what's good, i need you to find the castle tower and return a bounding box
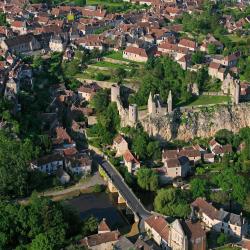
[234,80,240,105]
[167,90,172,113]
[129,104,138,126]
[148,92,156,115]
[111,84,120,103]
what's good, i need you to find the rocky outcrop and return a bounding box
[141,103,250,141]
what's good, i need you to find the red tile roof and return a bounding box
[123,150,139,164]
[192,198,219,220]
[98,218,111,233]
[124,46,148,58]
[145,215,169,242]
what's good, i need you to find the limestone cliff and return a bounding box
[141,103,250,141]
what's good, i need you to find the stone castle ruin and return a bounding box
[111,84,173,127]
[111,76,250,141]
[222,73,240,105]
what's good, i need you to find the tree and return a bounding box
[74,0,86,6]
[190,178,209,199]
[217,233,229,246]
[132,133,148,159]
[30,233,53,250]
[90,89,109,113]
[207,44,217,54]
[212,169,248,205]
[0,131,37,197]
[215,129,234,145]
[0,13,7,26]
[137,168,159,191]
[113,67,127,82]
[147,141,161,160]
[82,216,98,236]
[154,188,191,218]
[191,51,205,65]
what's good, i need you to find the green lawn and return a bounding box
[105,51,126,61]
[187,95,230,106]
[92,61,131,69]
[226,34,250,43]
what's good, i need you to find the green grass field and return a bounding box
[187,95,230,106]
[92,60,131,69]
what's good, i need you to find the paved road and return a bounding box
[95,154,151,220]
[43,172,106,197]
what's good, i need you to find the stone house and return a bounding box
[123,149,140,174]
[200,34,223,52]
[164,156,190,179]
[209,139,232,157]
[11,20,27,35]
[192,198,248,238]
[30,153,63,174]
[144,215,206,250]
[49,34,68,52]
[56,168,70,184]
[53,126,76,149]
[123,46,149,62]
[112,134,128,157]
[208,62,226,81]
[65,153,92,175]
[75,35,106,51]
[80,219,120,250]
[178,38,197,51]
[178,148,201,165]
[203,153,215,163]
[1,34,41,53]
[77,83,101,101]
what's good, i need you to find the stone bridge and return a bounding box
[96,155,151,222]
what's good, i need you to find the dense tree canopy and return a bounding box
[154,188,191,218]
[0,132,38,197]
[0,193,93,250]
[136,168,159,191]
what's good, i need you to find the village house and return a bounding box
[163,156,190,179]
[123,149,140,174]
[30,153,64,174]
[200,34,223,53]
[80,219,120,250]
[209,139,232,157]
[203,153,215,163]
[144,215,206,250]
[77,83,101,101]
[56,168,70,184]
[123,46,149,62]
[192,198,248,238]
[208,62,226,81]
[81,6,107,20]
[1,34,41,53]
[112,134,129,157]
[75,35,106,51]
[49,34,68,52]
[65,153,92,175]
[53,126,76,149]
[179,148,201,164]
[11,20,27,35]
[178,38,197,51]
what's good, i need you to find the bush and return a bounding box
[95,73,110,81]
[92,184,105,193]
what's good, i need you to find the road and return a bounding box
[43,172,106,197]
[95,154,151,220]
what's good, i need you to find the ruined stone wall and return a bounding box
[140,103,250,141]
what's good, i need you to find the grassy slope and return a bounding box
[187,95,230,106]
